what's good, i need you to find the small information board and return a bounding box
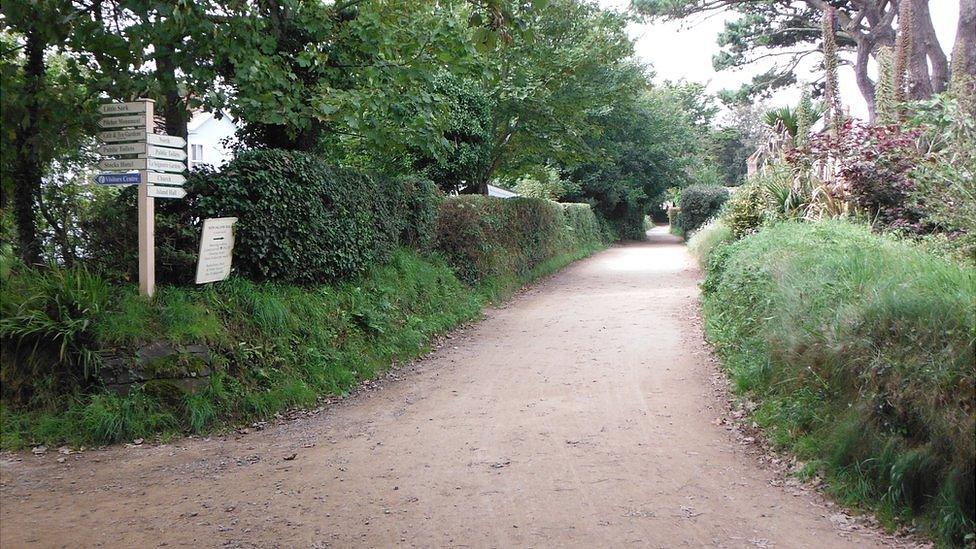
[195,217,237,284]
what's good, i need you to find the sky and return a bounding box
[598,0,962,121]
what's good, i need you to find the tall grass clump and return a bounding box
[701,219,975,545]
[687,217,733,266]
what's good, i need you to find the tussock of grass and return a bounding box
[701,219,975,545]
[687,217,733,266]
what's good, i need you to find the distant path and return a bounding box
[1,226,898,548]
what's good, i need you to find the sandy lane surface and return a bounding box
[1,226,898,548]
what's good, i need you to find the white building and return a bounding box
[187,110,238,170]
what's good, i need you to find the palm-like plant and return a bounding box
[764,102,826,138]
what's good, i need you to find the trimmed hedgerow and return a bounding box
[197,150,377,284]
[84,151,442,286]
[433,196,611,285]
[678,184,729,236]
[701,220,975,545]
[397,175,442,252]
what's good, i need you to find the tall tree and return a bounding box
[1,2,97,264]
[633,0,955,120]
[472,0,642,193]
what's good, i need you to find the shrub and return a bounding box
[701,220,976,544]
[723,183,767,238]
[84,152,442,285]
[799,120,925,233]
[196,150,380,284]
[0,267,110,402]
[434,196,609,285]
[908,91,976,265]
[678,185,729,236]
[687,218,732,266]
[397,176,442,252]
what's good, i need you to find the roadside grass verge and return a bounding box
[1,243,604,450]
[699,220,975,546]
[686,217,732,265]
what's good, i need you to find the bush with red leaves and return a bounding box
[791,120,928,233]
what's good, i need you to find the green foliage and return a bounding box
[763,101,825,138]
[677,185,729,235]
[480,0,641,184]
[412,74,494,193]
[723,183,768,238]
[208,0,475,158]
[196,150,377,283]
[396,175,443,253]
[567,84,714,239]
[513,166,579,201]
[908,90,976,265]
[708,127,752,187]
[86,152,442,285]
[433,196,610,285]
[701,220,976,545]
[1,267,109,402]
[686,217,732,266]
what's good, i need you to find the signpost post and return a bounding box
[96,98,190,297]
[136,101,155,298]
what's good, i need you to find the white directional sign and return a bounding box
[99,158,145,171]
[99,114,147,128]
[98,142,148,156]
[147,145,187,161]
[147,185,187,199]
[99,129,146,143]
[99,158,186,173]
[146,133,187,148]
[146,171,187,186]
[195,217,237,284]
[99,102,149,115]
[99,131,188,148]
[146,158,186,172]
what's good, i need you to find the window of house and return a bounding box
[191,144,204,162]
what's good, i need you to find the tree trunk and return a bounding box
[914,0,949,94]
[853,38,877,121]
[154,42,188,137]
[903,0,933,99]
[954,0,976,81]
[13,28,45,265]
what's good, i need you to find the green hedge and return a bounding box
[701,220,975,544]
[434,196,611,284]
[678,184,729,236]
[85,151,442,285]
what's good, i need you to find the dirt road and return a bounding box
[1,227,899,548]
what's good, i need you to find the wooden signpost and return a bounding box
[95,98,189,297]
